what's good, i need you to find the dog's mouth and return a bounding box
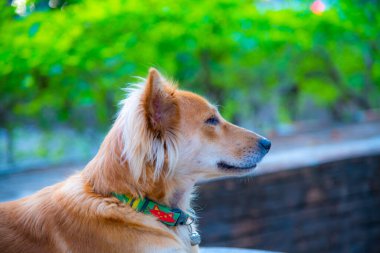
[217,161,257,171]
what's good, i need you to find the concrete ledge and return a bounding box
[197,154,380,252]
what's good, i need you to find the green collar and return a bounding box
[111,192,192,227]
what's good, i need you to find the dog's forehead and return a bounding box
[177,90,216,113]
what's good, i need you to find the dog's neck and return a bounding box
[82,126,195,212]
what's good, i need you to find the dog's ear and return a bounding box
[142,68,179,136]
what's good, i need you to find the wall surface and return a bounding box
[197,154,380,253]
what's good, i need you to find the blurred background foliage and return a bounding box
[0,0,379,167]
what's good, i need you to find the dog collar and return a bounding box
[111,192,192,227]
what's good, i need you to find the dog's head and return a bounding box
[118,68,270,183]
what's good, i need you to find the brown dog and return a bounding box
[0,68,270,253]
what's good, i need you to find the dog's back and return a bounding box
[0,175,187,253]
[0,186,58,253]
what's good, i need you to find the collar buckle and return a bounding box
[171,208,192,226]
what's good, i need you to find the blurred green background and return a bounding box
[0,0,379,169]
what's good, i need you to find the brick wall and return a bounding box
[196,154,380,253]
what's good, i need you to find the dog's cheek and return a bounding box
[201,126,218,141]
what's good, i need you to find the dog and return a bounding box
[0,68,271,253]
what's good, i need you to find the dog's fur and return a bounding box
[0,69,270,253]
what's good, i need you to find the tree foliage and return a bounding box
[0,0,379,131]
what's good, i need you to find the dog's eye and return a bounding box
[205,116,219,126]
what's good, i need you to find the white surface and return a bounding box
[256,136,380,175]
[200,247,281,253]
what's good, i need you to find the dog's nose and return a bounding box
[259,138,271,152]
